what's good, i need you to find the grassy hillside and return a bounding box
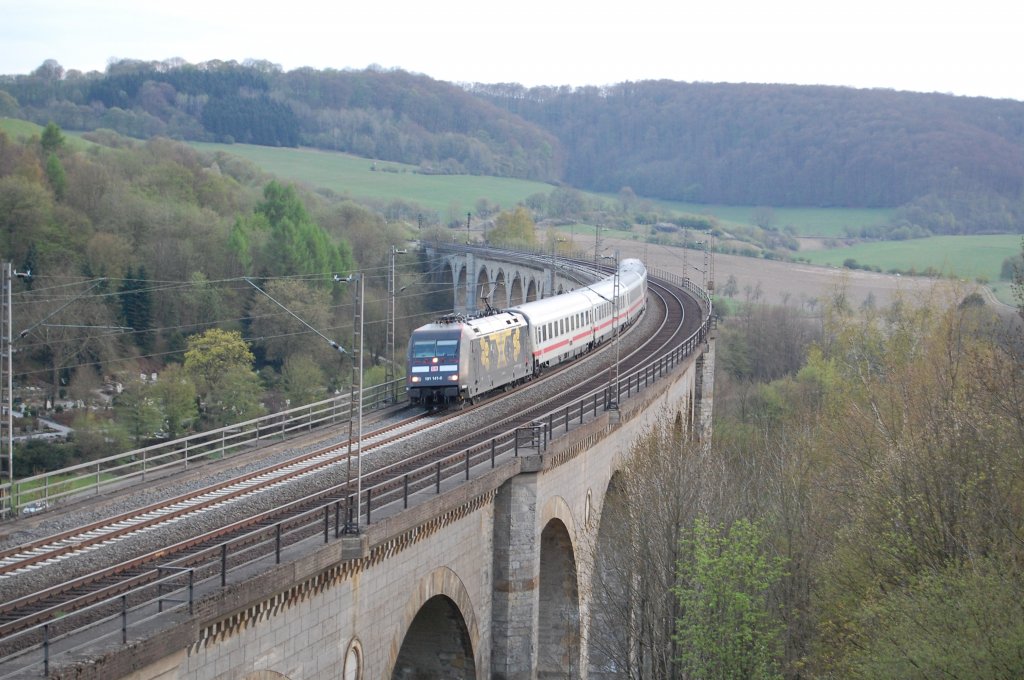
[1,117,94,152]
[188,141,895,235]
[801,234,1022,301]
[188,142,557,217]
[645,200,894,238]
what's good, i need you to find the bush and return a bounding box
[13,439,74,477]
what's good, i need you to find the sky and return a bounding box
[2,0,1023,101]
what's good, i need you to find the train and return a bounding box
[406,258,648,407]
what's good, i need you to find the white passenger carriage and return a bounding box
[510,257,647,371]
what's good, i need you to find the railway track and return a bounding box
[0,268,708,672]
[0,411,430,580]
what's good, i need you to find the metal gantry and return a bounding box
[2,262,13,493]
[343,273,365,533]
[385,246,407,404]
[1,262,30,498]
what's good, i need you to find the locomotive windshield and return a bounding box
[411,338,459,358]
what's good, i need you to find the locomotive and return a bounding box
[406,258,647,407]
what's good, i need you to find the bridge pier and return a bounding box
[491,467,542,678]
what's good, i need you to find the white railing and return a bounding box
[0,379,405,520]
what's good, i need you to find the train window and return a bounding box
[436,340,458,357]
[412,341,436,358]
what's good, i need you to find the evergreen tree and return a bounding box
[44,153,66,200]
[253,181,352,278]
[40,121,65,155]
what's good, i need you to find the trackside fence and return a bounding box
[0,380,405,520]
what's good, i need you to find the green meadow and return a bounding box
[191,142,895,237]
[645,200,894,238]
[800,234,1022,298]
[1,117,94,151]
[188,141,557,216]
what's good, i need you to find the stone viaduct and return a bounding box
[53,246,715,680]
[423,246,576,315]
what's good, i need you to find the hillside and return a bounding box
[3,59,1024,236]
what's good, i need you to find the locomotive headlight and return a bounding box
[449,374,459,381]
[410,376,421,383]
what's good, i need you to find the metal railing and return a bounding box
[1,379,406,520]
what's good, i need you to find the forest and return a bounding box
[0,122,442,472]
[593,290,1024,678]
[3,59,1024,235]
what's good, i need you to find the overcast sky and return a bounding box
[2,0,1022,101]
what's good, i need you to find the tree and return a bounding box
[0,175,53,265]
[280,354,326,406]
[847,558,1024,679]
[178,272,226,333]
[44,153,66,200]
[203,364,265,427]
[150,365,198,439]
[119,266,154,350]
[674,518,785,680]
[13,439,72,476]
[40,122,66,155]
[71,411,130,462]
[1013,237,1024,319]
[752,206,776,229]
[248,279,332,366]
[809,290,1024,675]
[488,206,537,248]
[586,413,717,679]
[548,187,585,219]
[183,328,255,398]
[113,378,163,446]
[248,180,352,278]
[0,90,18,117]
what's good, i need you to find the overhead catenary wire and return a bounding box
[9,262,456,380]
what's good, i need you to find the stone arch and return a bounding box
[493,270,508,309]
[443,260,461,313]
[456,261,468,311]
[538,514,581,678]
[509,273,524,306]
[388,567,480,679]
[526,278,539,302]
[587,471,630,678]
[475,266,490,311]
[343,637,364,680]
